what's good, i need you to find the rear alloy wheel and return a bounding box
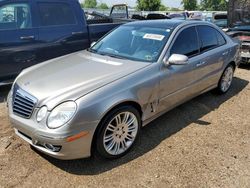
[95,106,141,159]
[217,65,234,94]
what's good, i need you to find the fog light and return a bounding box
[44,143,61,152]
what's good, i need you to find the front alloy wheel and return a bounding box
[95,106,141,159]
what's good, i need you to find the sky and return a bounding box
[79,0,183,8]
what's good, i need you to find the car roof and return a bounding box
[125,19,208,29]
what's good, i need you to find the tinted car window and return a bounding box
[216,30,226,46]
[0,3,31,30]
[197,25,218,52]
[38,3,76,26]
[170,26,199,57]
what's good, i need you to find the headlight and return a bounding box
[36,106,48,122]
[47,101,77,129]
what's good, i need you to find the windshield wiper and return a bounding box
[97,52,126,60]
[105,54,126,59]
[87,48,97,53]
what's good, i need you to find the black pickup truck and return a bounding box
[0,0,125,85]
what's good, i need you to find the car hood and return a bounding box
[16,51,150,109]
[229,26,250,32]
[227,30,250,42]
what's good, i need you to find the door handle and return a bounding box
[222,51,228,56]
[196,61,206,67]
[20,36,35,40]
[72,31,84,35]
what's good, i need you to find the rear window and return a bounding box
[197,25,218,52]
[216,30,226,46]
[38,3,76,26]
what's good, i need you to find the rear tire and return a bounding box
[94,106,141,159]
[216,64,234,94]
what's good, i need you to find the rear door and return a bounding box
[196,25,228,88]
[35,0,89,61]
[0,0,38,83]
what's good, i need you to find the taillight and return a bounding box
[238,36,250,41]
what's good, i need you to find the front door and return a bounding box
[158,26,204,112]
[35,1,89,62]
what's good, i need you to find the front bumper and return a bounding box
[8,96,98,160]
[241,52,250,63]
[241,42,250,63]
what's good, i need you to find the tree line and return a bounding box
[81,0,228,11]
[137,0,228,11]
[81,0,109,9]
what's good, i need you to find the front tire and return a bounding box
[216,65,234,94]
[95,106,141,159]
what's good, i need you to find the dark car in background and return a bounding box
[227,0,250,63]
[213,13,228,29]
[168,12,189,20]
[0,0,125,86]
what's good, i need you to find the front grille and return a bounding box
[242,42,250,53]
[12,85,37,119]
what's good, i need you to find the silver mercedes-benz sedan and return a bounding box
[8,20,240,160]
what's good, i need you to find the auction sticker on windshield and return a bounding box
[143,34,165,41]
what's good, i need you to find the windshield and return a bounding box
[214,19,228,28]
[90,25,172,62]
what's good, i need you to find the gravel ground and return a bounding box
[0,67,250,188]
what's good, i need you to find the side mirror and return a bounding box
[164,54,189,66]
[91,42,96,47]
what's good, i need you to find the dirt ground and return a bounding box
[0,66,250,188]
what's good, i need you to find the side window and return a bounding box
[216,30,226,46]
[170,27,199,57]
[0,3,31,30]
[110,5,127,19]
[197,25,218,52]
[38,3,76,27]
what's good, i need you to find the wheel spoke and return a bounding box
[107,140,116,151]
[107,124,116,132]
[126,134,134,141]
[104,134,113,143]
[222,82,226,91]
[114,142,120,154]
[122,112,130,124]
[127,116,136,126]
[121,140,127,150]
[128,124,137,132]
[115,114,122,125]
